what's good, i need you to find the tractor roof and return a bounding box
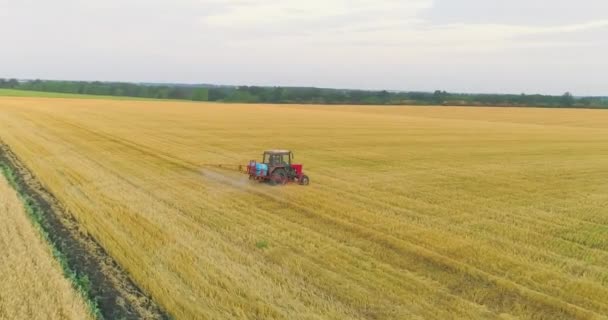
[264,149,291,154]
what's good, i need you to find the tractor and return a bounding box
[247,150,310,185]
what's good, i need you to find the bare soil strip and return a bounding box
[0,142,169,320]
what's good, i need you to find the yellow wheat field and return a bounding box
[0,172,92,320]
[1,96,608,319]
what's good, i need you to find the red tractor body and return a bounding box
[291,164,303,176]
[247,150,309,185]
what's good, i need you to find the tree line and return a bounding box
[1,78,606,108]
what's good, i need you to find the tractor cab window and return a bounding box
[270,155,279,165]
[265,153,290,166]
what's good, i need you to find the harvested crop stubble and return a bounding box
[0,172,92,320]
[0,96,608,319]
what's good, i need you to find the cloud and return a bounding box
[202,0,432,28]
[196,0,607,56]
[411,20,608,51]
[428,0,608,26]
[526,20,608,34]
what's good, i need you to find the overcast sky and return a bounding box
[1,0,607,95]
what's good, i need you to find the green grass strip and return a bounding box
[0,162,103,319]
[0,88,155,101]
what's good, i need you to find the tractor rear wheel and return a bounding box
[299,175,310,185]
[270,169,288,185]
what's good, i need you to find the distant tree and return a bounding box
[208,88,229,101]
[270,87,283,103]
[191,88,209,101]
[348,90,367,104]
[7,78,19,88]
[561,92,575,107]
[433,90,448,104]
[377,90,390,104]
[156,87,169,99]
[578,97,592,106]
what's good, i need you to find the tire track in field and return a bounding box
[198,169,606,319]
[303,169,608,274]
[310,171,608,311]
[202,170,608,316]
[319,171,608,273]
[317,168,608,271]
[321,166,608,246]
[206,184,499,319]
[37,114,607,319]
[0,142,169,320]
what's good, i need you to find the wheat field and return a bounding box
[0,96,607,319]
[0,171,92,320]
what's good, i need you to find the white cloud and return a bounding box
[406,19,608,51]
[198,1,607,55]
[202,0,432,27]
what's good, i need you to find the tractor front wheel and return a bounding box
[270,169,288,185]
[299,175,310,186]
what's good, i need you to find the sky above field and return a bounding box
[1,0,607,95]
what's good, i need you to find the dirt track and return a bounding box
[0,142,168,320]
